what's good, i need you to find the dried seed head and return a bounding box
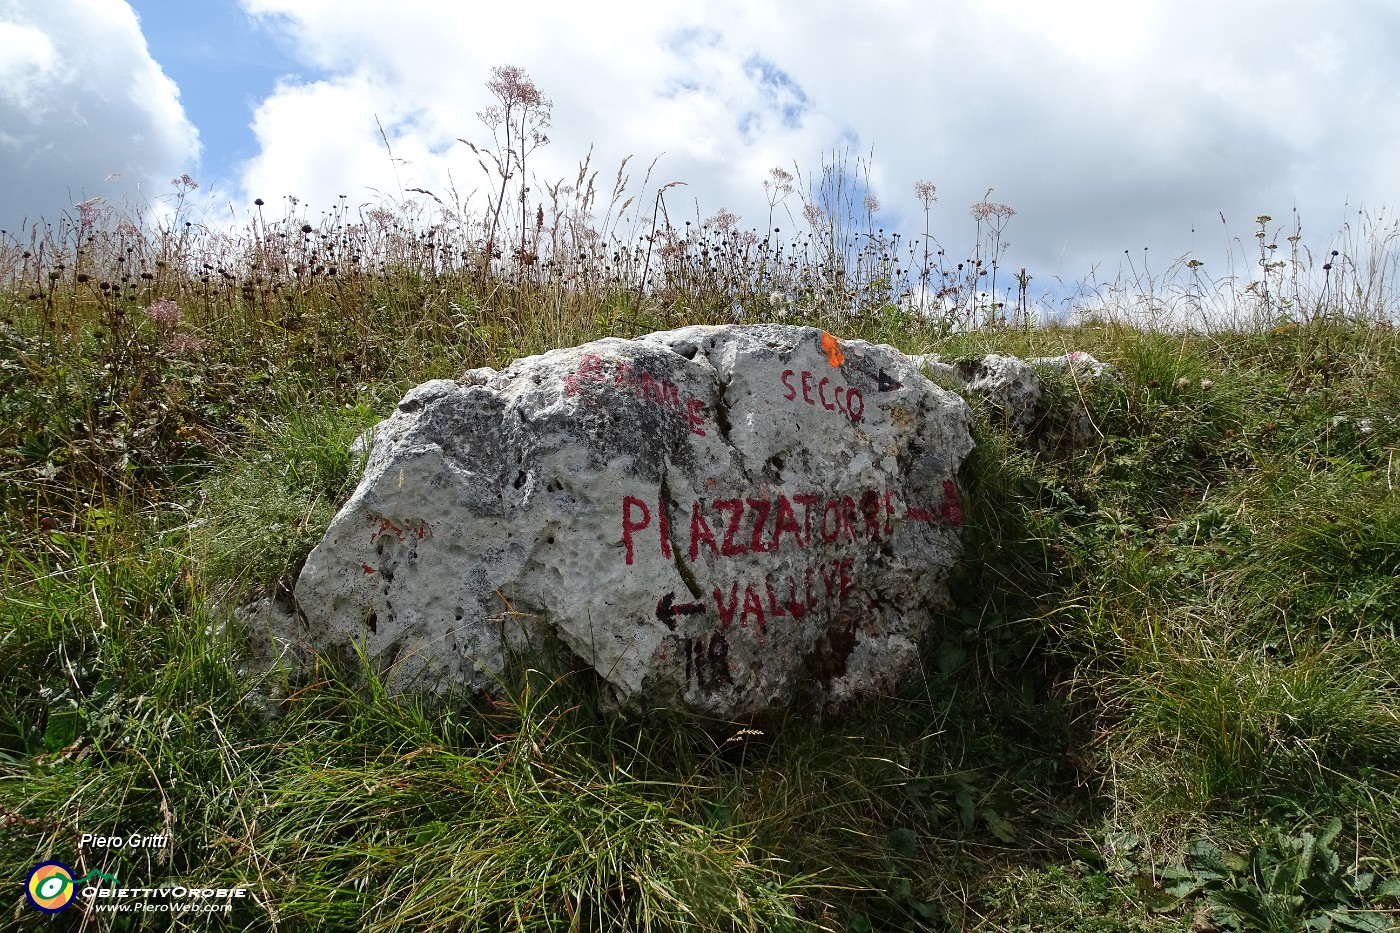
[970,200,1016,222]
[706,208,739,233]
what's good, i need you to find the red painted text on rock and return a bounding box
[563,352,708,437]
[620,483,963,566]
[780,369,864,423]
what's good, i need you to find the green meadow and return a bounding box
[3,102,1399,930]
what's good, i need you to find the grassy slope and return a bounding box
[2,198,1398,932]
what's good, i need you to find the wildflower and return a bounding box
[479,64,550,128]
[169,333,209,356]
[1199,378,1214,391]
[970,200,1016,222]
[707,209,740,234]
[147,299,181,329]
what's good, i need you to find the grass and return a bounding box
[3,67,1400,930]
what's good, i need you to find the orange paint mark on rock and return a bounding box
[820,331,844,367]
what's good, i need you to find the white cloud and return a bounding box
[0,0,199,230]
[227,0,1399,292]
[0,20,60,117]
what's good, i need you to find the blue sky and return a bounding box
[3,0,1400,320]
[126,0,311,193]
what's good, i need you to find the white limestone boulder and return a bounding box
[293,324,975,716]
[1029,350,1115,380]
[960,354,1044,433]
[916,350,1116,445]
[1028,351,1117,445]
